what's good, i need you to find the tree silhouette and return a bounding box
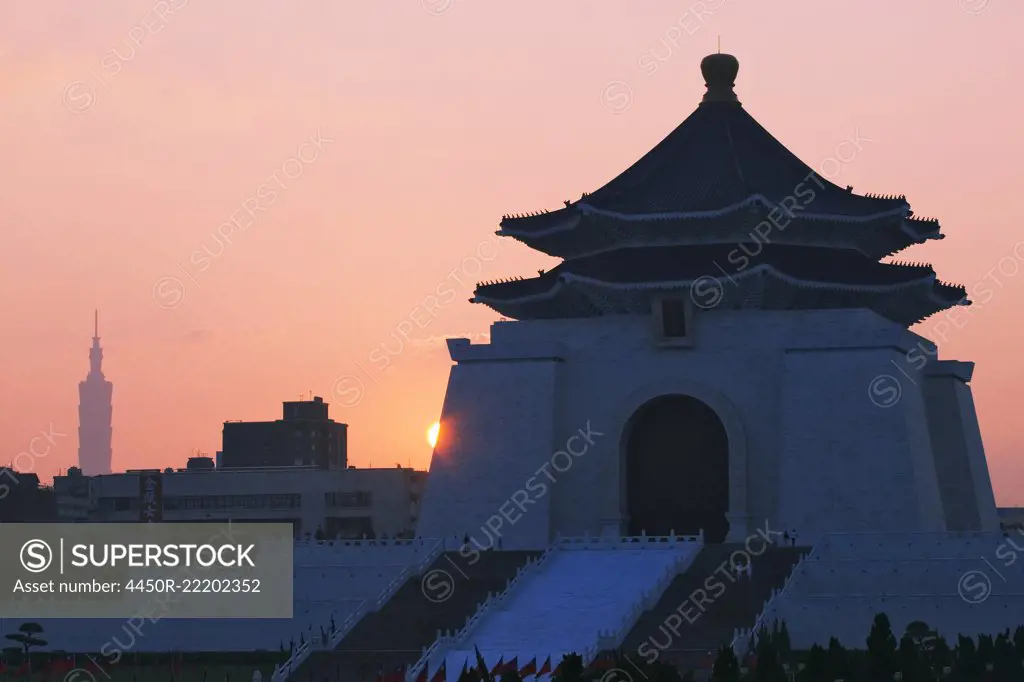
[825,637,849,682]
[977,632,995,670]
[710,644,740,682]
[866,613,898,681]
[923,633,953,678]
[955,634,978,680]
[4,623,46,653]
[799,644,826,682]
[4,623,46,677]
[775,621,792,661]
[753,638,786,682]
[993,632,1021,681]
[897,634,923,682]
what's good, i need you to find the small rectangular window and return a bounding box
[662,300,688,338]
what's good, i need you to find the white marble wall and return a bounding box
[417,308,996,544]
[776,346,946,540]
[415,340,560,550]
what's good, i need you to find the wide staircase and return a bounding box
[292,550,538,682]
[436,537,701,672]
[614,544,807,671]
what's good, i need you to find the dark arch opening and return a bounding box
[624,395,730,542]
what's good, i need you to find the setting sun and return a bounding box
[426,421,440,448]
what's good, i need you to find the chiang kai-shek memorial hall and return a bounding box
[416,52,999,550]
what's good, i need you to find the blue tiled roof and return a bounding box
[474,245,964,299]
[501,56,914,235]
[579,102,902,216]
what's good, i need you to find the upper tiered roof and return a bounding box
[499,54,942,260]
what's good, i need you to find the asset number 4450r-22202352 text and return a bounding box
[124,578,261,593]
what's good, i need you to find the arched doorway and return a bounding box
[624,395,730,542]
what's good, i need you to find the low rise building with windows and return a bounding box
[53,459,424,538]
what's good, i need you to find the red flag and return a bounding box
[430,661,446,682]
[490,658,504,675]
[537,657,552,676]
[501,657,518,675]
[415,664,428,682]
[519,658,537,677]
[552,659,563,678]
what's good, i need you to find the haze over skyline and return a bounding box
[2,1,1023,504]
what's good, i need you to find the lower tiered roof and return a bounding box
[471,245,967,326]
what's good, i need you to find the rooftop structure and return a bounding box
[476,54,964,326]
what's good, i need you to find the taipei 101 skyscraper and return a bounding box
[78,310,113,475]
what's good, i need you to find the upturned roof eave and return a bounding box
[498,196,916,239]
[473,266,965,308]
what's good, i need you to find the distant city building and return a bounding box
[77,310,113,475]
[54,466,93,521]
[53,463,424,538]
[221,396,347,469]
[0,467,57,522]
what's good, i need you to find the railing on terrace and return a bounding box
[272,538,445,682]
[731,546,814,659]
[558,530,702,550]
[292,538,436,548]
[404,539,562,682]
[594,532,704,656]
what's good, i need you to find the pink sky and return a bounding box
[2,0,1023,504]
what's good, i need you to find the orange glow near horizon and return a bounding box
[2,2,1023,505]
[427,422,440,449]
